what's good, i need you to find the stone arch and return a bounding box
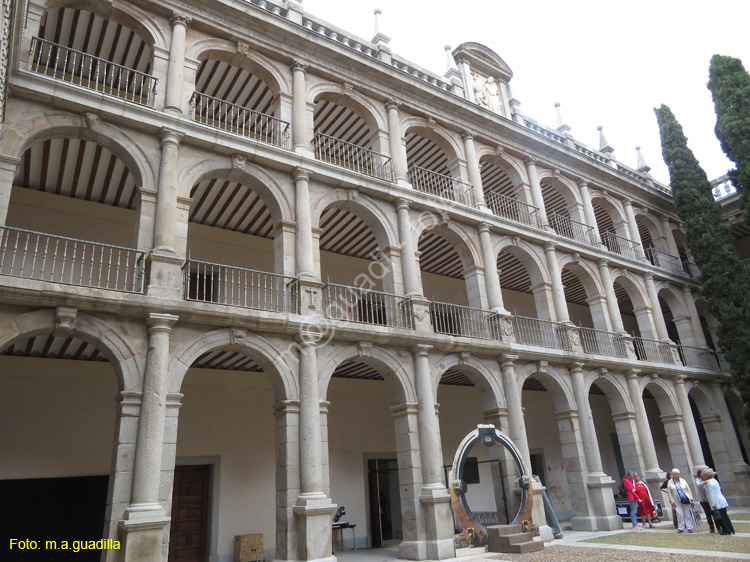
[559,256,609,330]
[0,112,156,192]
[178,156,293,224]
[188,41,290,98]
[687,383,717,416]
[310,191,399,253]
[495,239,552,319]
[585,371,632,415]
[642,378,680,416]
[401,117,464,165]
[308,81,388,136]
[0,309,142,392]
[634,212,667,252]
[536,171,582,218]
[559,255,605,296]
[612,274,654,338]
[476,150,528,188]
[590,193,628,239]
[517,363,575,412]
[655,285,694,345]
[168,329,297,403]
[318,344,415,405]
[415,220,482,273]
[430,354,505,411]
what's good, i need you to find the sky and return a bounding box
[303,0,750,185]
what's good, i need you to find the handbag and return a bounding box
[680,497,691,504]
[692,505,702,525]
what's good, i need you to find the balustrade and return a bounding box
[429,301,500,339]
[323,283,413,329]
[408,166,476,207]
[579,327,628,358]
[485,191,542,228]
[645,247,684,274]
[633,336,675,364]
[512,315,571,350]
[314,133,393,181]
[548,213,597,246]
[601,231,644,261]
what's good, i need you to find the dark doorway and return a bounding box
[367,458,402,547]
[0,475,108,561]
[168,464,211,562]
[529,450,547,487]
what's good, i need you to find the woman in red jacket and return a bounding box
[622,470,643,529]
[635,474,656,528]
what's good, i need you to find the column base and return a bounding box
[419,486,455,560]
[146,248,184,299]
[399,540,427,561]
[293,496,337,562]
[585,473,623,531]
[118,506,170,562]
[531,481,553,541]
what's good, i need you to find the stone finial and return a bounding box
[636,146,651,173]
[444,44,456,72]
[598,125,614,154]
[555,102,571,134]
[372,8,391,46]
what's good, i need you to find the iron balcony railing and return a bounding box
[601,231,644,261]
[191,92,290,150]
[183,258,297,313]
[579,327,628,358]
[0,225,144,292]
[408,166,476,208]
[677,345,720,371]
[548,213,597,246]
[313,133,393,181]
[645,247,684,275]
[29,37,157,106]
[512,315,571,351]
[682,260,701,279]
[322,283,413,329]
[717,352,732,372]
[633,336,675,364]
[429,301,501,339]
[485,191,542,229]
[743,258,750,271]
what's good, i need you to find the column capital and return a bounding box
[291,59,309,74]
[147,313,178,333]
[293,167,313,182]
[412,344,432,356]
[524,155,538,167]
[478,222,491,234]
[170,11,192,28]
[461,130,475,141]
[160,127,183,147]
[673,374,687,385]
[622,198,634,208]
[499,353,518,367]
[643,271,654,281]
[570,361,585,373]
[385,97,402,111]
[396,198,410,212]
[577,178,589,188]
[597,257,610,268]
[626,368,641,379]
[273,400,301,416]
[543,241,556,252]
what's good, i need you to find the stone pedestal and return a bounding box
[118,510,170,562]
[585,473,622,531]
[293,496,337,562]
[418,487,455,560]
[146,249,184,299]
[531,481,553,541]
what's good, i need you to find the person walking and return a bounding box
[695,468,720,533]
[635,474,656,528]
[660,471,678,528]
[623,470,643,529]
[702,469,735,535]
[667,468,696,533]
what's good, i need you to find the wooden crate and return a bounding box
[234,534,263,562]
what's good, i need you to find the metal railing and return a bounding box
[579,327,628,358]
[742,258,750,271]
[717,352,732,372]
[408,166,476,208]
[183,258,297,313]
[191,92,290,149]
[601,231,644,261]
[0,225,144,292]
[677,345,720,371]
[29,37,157,106]
[633,336,675,364]
[682,261,701,279]
[485,191,542,228]
[645,247,684,275]
[548,213,597,246]
[313,133,393,181]
[512,315,571,350]
[323,283,413,329]
[429,301,500,339]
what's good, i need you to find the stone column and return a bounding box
[397,200,422,297]
[0,155,20,225]
[294,338,336,562]
[644,273,669,341]
[577,179,600,243]
[119,314,177,562]
[623,199,644,249]
[570,362,621,530]
[597,259,625,333]
[482,407,519,524]
[626,370,661,481]
[499,355,530,467]
[682,286,708,347]
[478,224,508,314]
[386,99,409,184]
[165,13,192,114]
[673,375,707,472]
[660,216,680,257]
[413,345,454,560]
[543,242,569,323]
[524,157,548,225]
[293,168,316,280]
[462,131,486,208]
[275,400,301,561]
[710,384,748,471]
[291,61,311,154]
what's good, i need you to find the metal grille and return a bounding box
[579,327,628,358]
[408,166,476,208]
[486,191,541,228]
[0,225,144,292]
[548,213,597,246]
[601,231,644,261]
[429,301,500,339]
[323,283,414,329]
[645,247,684,275]
[191,91,290,149]
[29,37,157,106]
[677,345,719,370]
[633,337,675,364]
[512,315,571,350]
[313,133,393,181]
[183,258,297,313]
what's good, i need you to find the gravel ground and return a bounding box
[584,529,750,554]
[493,544,735,562]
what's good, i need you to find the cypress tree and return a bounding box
[654,104,750,423]
[708,54,750,222]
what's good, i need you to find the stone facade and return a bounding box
[1,1,749,562]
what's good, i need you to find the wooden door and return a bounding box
[169,464,210,562]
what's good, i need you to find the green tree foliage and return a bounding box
[708,55,750,222]
[655,104,750,421]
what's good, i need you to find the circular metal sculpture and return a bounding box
[449,424,533,547]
